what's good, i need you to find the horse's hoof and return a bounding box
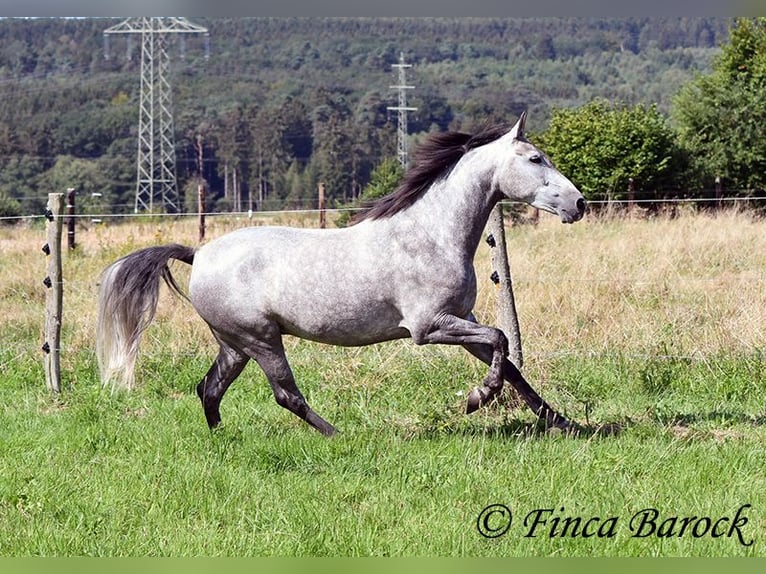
[466,387,484,414]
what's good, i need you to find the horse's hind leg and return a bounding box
[197,343,249,428]
[249,336,336,437]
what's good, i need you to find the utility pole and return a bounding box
[104,17,209,213]
[387,52,417,171]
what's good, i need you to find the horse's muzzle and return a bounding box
[561,196,586,224]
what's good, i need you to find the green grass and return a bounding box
[4,212,766,557]
[1,341,764,556]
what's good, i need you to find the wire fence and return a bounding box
[3,194,766,224]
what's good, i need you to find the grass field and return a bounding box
[1,207,765,556]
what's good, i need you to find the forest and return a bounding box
[0,17,733,218]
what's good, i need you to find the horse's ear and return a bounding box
[507,111,527,141]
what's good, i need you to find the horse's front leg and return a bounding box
[462,342,573,431]
[418,314,509,402]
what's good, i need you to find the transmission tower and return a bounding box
[387,52,417,170]
[104,17,209,213]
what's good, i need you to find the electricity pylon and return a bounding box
[104,17,209,213]
[387,52,417,171]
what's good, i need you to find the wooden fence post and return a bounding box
[627,177,635,213]
[198,182,206,242]
[196,134,206,241]
[715,176,722,211]
[43,192,65,393]
[66,187,76,250]
[486,203,523,369]
[318,182,326,229]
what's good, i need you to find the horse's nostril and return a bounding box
[576,197,586,212]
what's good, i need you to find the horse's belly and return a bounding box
[274,297,408,346]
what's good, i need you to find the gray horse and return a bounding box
[97,112,586,436]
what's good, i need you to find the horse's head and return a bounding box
[494,112,586,224]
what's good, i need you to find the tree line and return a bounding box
[0,17,737,220]
[540,17,766,206]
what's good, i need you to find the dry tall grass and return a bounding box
[501,207,766,360]
[2,207,766,375]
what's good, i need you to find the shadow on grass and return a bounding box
[422,408,766,442]
[649,410,766,428]
[462,418,628,440]
[406,405,631,440]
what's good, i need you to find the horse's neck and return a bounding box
[394,151,500,257]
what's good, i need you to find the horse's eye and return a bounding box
[530,154,543,164]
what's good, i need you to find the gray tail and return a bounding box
[96,244,196,390]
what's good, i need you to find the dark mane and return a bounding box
[350,122,514,224]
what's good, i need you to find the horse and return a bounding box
[96,112,586,436]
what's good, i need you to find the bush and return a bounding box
[538,99,687,203]
[0,196,22,224]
